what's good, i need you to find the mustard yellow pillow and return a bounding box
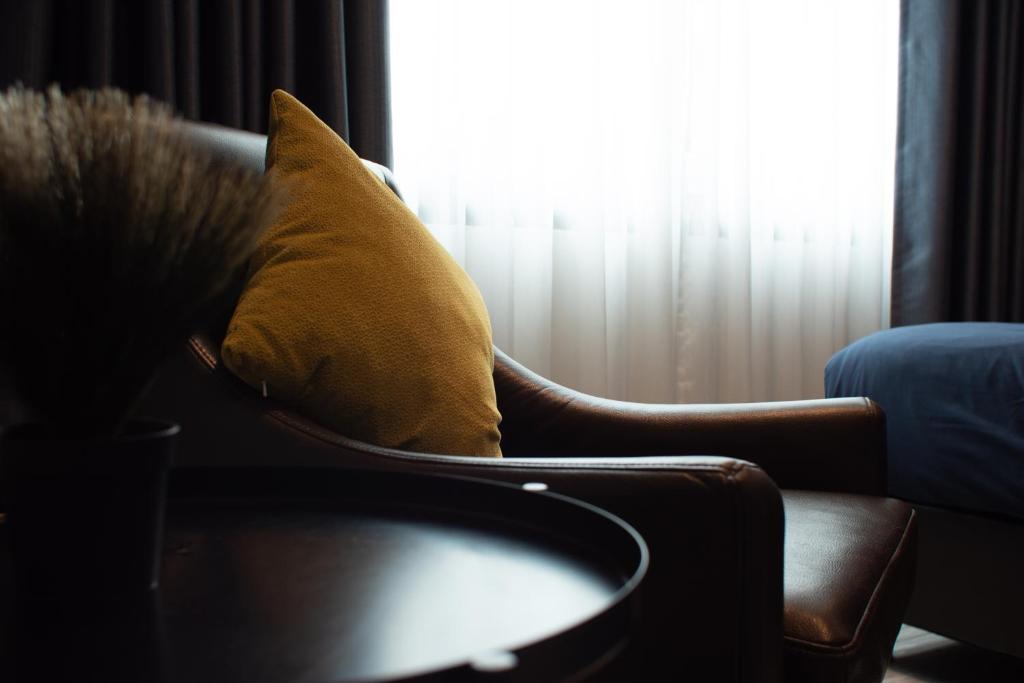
[222,90,501,456]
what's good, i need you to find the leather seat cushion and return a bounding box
[783,492,917,683]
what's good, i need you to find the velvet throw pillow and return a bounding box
[222,90,502,456]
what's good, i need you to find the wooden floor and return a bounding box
[885,625,1024,682]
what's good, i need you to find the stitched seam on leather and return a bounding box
[783,507,916,657]
[188,336,218,370]
[268,409,748,473]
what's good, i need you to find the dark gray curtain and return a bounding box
[892,0,1024,325]
[0,0,392,167]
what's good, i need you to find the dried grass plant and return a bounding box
[0,86,284,436]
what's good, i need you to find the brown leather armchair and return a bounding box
[139,122,918,683]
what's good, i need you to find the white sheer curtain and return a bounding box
[389,0,899,403]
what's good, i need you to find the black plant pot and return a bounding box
[1,419,178,599]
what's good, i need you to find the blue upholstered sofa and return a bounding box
[826,323,1024,658]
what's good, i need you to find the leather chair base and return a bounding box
[783,492,917,683]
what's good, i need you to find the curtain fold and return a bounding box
[0,0,392,166]
[893,0,1024,325]
[391,0,899,403]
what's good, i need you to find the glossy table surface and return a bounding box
[0,467,647,682]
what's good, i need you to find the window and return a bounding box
[390,0,900,402]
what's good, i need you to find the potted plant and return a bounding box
[0,86,284,597]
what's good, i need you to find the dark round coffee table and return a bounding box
[0,467,647,682]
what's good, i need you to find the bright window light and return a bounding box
[389,0,900,403]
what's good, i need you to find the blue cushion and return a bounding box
[825,323,1024,521]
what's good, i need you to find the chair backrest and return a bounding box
[143,121,554,462]
[135,121,415,466]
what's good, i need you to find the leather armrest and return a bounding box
[143,343,787,681]
[343,452,783,683]
[493,349,886,496]
[190,413,785,683]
